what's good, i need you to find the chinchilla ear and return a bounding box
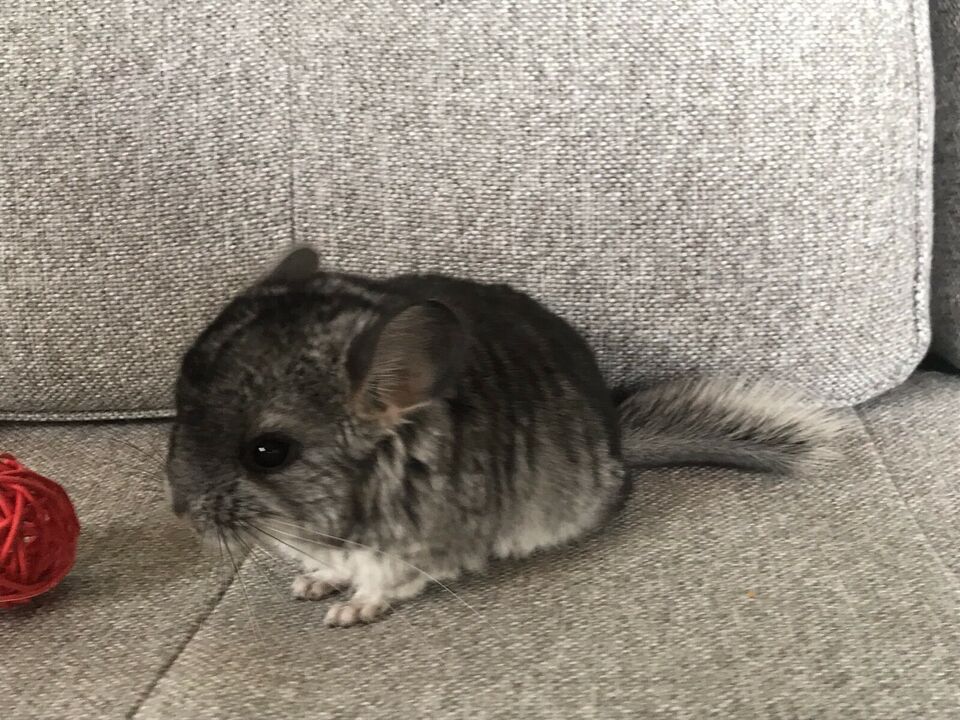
[259,245,320,285]
[347,300,468,424]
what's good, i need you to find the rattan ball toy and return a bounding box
[0,454,80,606]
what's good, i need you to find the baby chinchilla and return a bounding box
[166,246,844,627]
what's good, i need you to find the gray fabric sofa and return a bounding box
[2,2,959,718]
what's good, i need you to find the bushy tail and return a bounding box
[617,377,847,474]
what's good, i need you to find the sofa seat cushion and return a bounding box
[3,371,959,718]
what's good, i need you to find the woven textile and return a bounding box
[3,372,959,717]
[0,1,933,418]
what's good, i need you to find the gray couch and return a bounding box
[2,2,959,718]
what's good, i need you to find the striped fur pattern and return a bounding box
[166,249,843,626]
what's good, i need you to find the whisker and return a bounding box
[217,530,227,589]
[222,529,264,644]
[120,467,167,506]
[231,528,286,602]
[109,433,166,464]
[243,523,453,653]
[252,516,501,640]
[100,431,173,507]
[241,522,339,573]
[64,458,165,512]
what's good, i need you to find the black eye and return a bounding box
[243,434,299,472]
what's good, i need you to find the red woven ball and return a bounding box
[0,453,80,606]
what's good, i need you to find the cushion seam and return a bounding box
[855,0,933,403]
[854,405,960,595]
[125,570,239,719]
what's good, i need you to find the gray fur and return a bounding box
[166,249,844,626]
[618,377,848,474]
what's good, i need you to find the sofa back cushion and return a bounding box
[0,1,932,419]
[932,0,960,369]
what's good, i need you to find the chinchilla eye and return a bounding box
[242,433,300,472]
